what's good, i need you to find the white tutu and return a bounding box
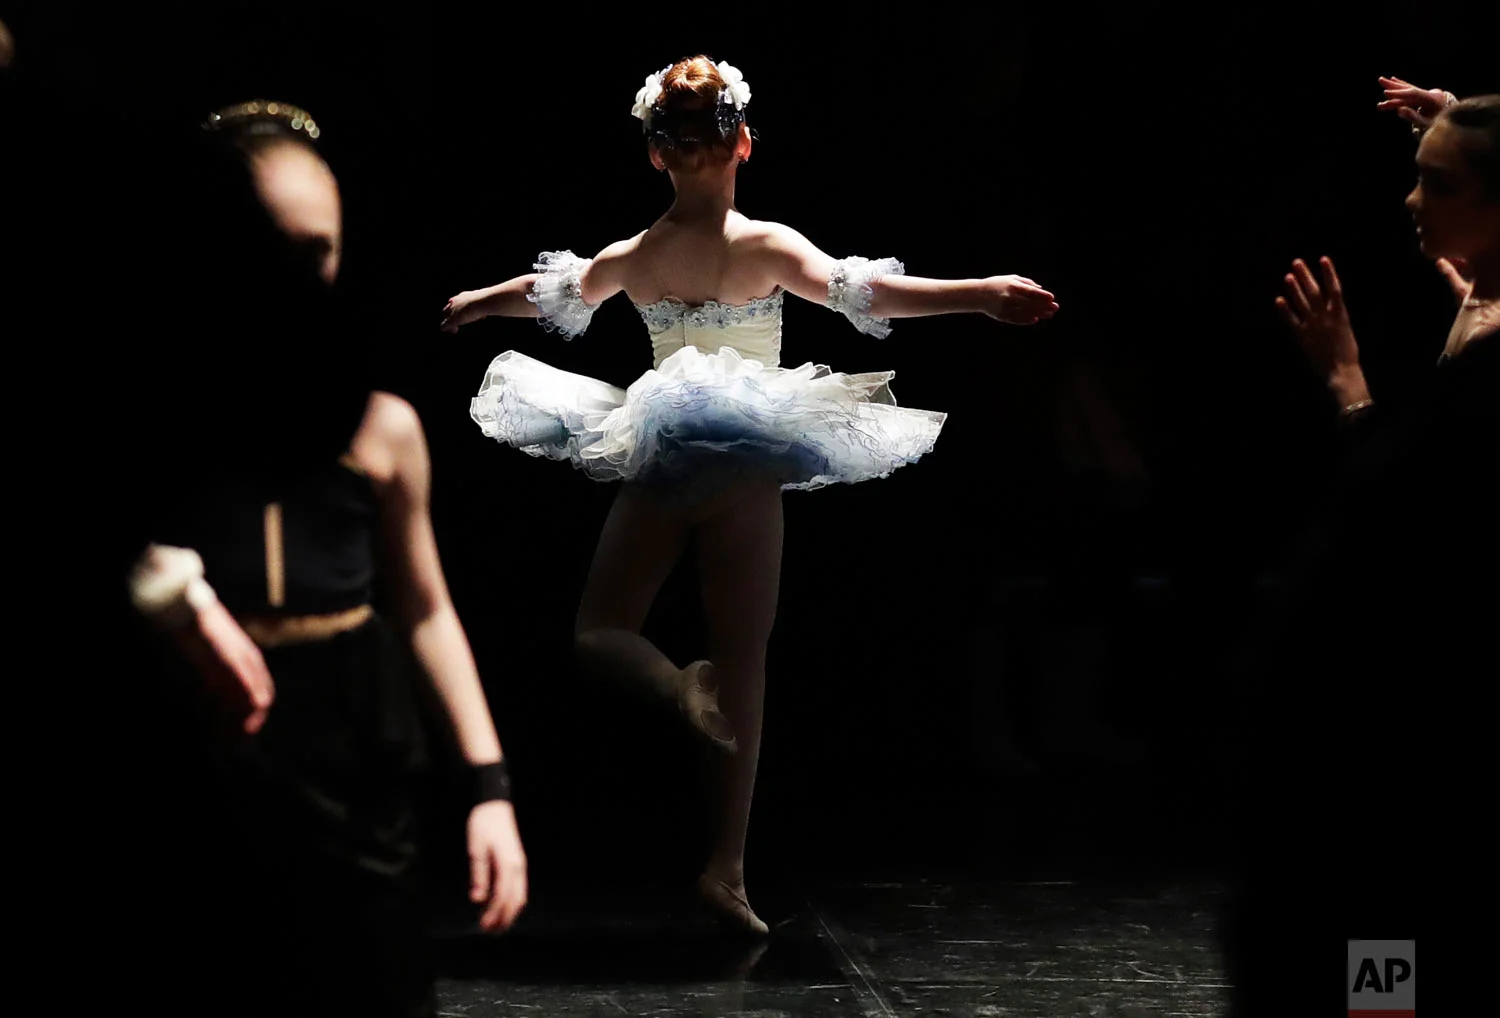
[470,344,946,493]
[470,248,946,497]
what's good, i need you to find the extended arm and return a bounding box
[441,236,641,335]
[755,223,1057,337]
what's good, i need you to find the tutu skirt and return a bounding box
[470,344,946,496]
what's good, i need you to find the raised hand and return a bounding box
[980,275,1059,325]
[1275,256,1369,406]
[1436,257,1472,305]
[1376,77,1453,130]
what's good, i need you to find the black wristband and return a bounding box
[472,759,512,805]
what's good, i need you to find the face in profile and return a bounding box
[247,140,343,285]
[1407,118,1500,262]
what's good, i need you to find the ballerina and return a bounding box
[443,55,1057,935]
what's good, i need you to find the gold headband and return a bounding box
[206,99,321,141]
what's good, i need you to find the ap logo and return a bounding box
[1348,940,1414,1017]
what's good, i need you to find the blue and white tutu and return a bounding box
[468,251,947,495]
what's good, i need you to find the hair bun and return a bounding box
[657,56,725,114]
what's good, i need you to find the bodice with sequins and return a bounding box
[633,290,784,369]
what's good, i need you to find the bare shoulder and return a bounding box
[582,232,647,304]
[734,218,817,260]
[595,231,648,263]
[735,218,799,247]
[366,391,424,442]
[349,392,427,486]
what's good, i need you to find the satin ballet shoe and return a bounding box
[678,661,737,752]
[697,873,770,938]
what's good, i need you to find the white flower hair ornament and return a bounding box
[631,59,752,148]
[631,65,671,122]
[716,61,751,110]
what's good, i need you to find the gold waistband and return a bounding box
[238,604,373,649]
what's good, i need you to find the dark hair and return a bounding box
[1438,95,1500,197]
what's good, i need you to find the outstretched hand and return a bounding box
[441,291,486,334]
[981,275,1058,325]
[1376,76,1452,129]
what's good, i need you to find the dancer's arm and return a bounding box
[1377,76,1458,133]
[441,235,640,334]
[369,393,503,762]
[441,274,541,332]
[365,393,528,932]
[755,222,1058,327]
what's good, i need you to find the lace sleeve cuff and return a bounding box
[528,251,596,339]
[827,256,905,338]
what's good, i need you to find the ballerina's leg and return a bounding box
[574,483,735,748]
[692,476,783,936]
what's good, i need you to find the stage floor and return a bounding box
[435,874,1228,1017]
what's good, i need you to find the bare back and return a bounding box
[615,211,784,307]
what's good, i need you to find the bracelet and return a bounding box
[471,759,512,805]
[130,545,219,628]
[1341,398,1375,417]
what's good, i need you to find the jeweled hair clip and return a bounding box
[205,99,321,141]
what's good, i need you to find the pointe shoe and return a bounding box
[697,873,770,938]
[678,661,737,753]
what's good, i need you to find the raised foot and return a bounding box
[678,660,737,753]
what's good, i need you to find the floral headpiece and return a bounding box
[630,59,751,148]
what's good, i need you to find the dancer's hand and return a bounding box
[1376,77,1453,130]
[1275,256,1369,405]
[979,275,1058,325]
[441,291,488,334]
[1437,257,1472,305]
[468,800,528,932]
[173,601,275,735]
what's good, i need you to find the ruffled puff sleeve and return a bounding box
[827,256,905,339]
[529,251,597,339]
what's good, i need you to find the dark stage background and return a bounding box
[9,2,1493,903]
